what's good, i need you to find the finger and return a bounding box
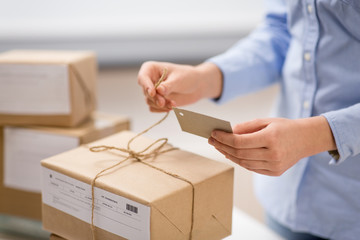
[211,131,266,149]
[147,97,173,111]
[138,73,156,97]
[214,147,273,175]
[156,73,191,97]
[154,94,166,108]
[233,119,270,134]
[156,78,175,97]
[149,106,171,112]
[248,169,278,176]
[156,84,167,96]
[227,155,269,170]
[213,147,232,160]
[161,92,199,107]
[215,147,269,170]
[146,91,168,109]
[146,96,157,108]
[138,62,165,98]
[209,137,268,160]
[166,100,175,109]
[212,144,281,176]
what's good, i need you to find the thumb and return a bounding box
[156,76,177,96]
[233,119,270,134]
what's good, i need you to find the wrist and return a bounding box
[195,62,223,99]
[297,116,337,158]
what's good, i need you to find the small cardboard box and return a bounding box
[41,131,234,240]
[0,50,97,127]
[0,112,129,220]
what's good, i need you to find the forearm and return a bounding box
[296,116,337,159]
[195,62,223,99]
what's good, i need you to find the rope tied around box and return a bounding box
[89,69,195,240]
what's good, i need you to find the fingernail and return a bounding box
[147,88,154,97]
[211,131,217,138]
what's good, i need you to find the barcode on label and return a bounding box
[126,203,138,214]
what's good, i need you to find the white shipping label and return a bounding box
[42,167,150,240]
[0,64,71,114]
[4,127,79,193]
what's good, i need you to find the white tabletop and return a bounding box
[224,207,284,240]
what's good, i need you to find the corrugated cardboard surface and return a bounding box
[0,50,97,127]
[41,131,234,240]
[0,113,129,220]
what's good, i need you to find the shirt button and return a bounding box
[303,101,310,110]
[307,4,313,14]
[304,52,311,61]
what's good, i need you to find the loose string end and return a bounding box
[154,68,168,89]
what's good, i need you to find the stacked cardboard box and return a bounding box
[50,234,66,240]
[0,50,97,127]
[0,50,131,239]
[0,112,129,220]
[41,131,234,240]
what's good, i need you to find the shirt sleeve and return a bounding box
[207,0,290,104]
[322,103,360,164]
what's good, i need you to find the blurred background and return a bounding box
[0,0,263,65]
[0,1,283,239]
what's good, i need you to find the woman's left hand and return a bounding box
[208,116,336,176]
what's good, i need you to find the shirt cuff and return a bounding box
[322,103,360,164]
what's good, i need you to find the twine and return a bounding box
[89,68,195,240]
[154,68,167,89]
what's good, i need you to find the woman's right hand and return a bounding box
[137,61,223,112]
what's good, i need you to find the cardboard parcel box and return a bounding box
[0,50,97,127]
[50,234,66,240]
[0,112,129,220]
[41,131,234,240]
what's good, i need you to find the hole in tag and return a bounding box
[179,112,184,117]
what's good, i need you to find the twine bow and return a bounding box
[88,69,195,240]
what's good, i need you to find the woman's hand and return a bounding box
[137,61,223,112]
[208,116,337,176]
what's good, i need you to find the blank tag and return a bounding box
[173,108,232,139]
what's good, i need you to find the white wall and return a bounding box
[0,0,264,65]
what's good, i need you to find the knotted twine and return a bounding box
[89,69,195,240]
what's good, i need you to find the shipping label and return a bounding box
[0,64,70,114]
[42,167,151,240]
[4,127,79,193]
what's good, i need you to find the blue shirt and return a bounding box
[208,0,360,239]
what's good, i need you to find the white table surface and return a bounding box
[224,207,284,240]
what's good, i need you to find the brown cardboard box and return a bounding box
[0,50,97,127]
[41,131,234,240]
[0,112,129,220]
[50,234,66,240]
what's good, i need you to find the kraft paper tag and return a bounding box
[173,108,232,139]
